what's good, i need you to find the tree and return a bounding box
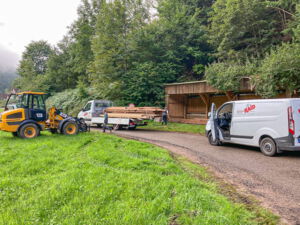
[121,62,178,106]
[151,0,214,80]
[205,60,257,92]
[18,41,53,77]
[209,0,283,60]
[15,41,53,91]
[45,37,76,93]
[67,0,104,84]
[254,42,300,97]
[90,0,151,100]
[0,70,18,93]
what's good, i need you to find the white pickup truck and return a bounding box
[77,100,147,130]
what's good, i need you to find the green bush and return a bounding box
[254,43,300,98]
[205,61,257,92]
[46,87,105,116]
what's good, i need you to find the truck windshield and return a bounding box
[95,102,112,109]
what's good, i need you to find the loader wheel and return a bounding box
[19,123,39,139]
[62,121,79,135]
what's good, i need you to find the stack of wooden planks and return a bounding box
[105,107,164,119]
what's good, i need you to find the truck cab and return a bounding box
[78,100,113,125]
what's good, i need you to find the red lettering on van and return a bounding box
[244,104,256,113]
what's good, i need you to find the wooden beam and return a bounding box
[199,94,208,106]
[225,91,234,100]
[225,91,239,101]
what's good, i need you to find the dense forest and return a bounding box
[14,0,300,111]
[0,70,17,93]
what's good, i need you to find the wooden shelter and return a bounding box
[165,78,294,124]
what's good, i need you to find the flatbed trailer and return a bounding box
[91,117,147,130]
[78,100,163,130]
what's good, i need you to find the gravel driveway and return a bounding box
[114,129,300,225]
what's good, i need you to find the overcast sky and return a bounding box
[0,0,82,69]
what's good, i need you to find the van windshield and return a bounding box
[217,104,233,117]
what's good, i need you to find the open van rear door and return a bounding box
[209,103,219,142]
[292,100,300,146]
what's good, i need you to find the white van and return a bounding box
[206,98,300,156]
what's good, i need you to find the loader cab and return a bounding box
[5,92,47,122]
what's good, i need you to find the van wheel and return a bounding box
[18,123,40,139]
[260,137,277,156]
[208,132,221,146]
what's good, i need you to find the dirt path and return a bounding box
[113,129,300,225]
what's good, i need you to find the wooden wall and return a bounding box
[187,96,206,118]
[168,95,185,118]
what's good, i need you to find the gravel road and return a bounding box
[114,129,300,225]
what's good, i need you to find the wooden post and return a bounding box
[165,94,169,110]
[286,89,292,98]
[200,94,209,119]
[225,91,233,100]
[183,95,188,119]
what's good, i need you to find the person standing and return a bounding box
[103,111,109,133]
[162,108,168,125]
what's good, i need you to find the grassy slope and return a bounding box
[141,121,206,134]
[0,132,277,224]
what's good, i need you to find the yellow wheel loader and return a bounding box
[0,91,87,139]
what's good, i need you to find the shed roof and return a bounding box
[165,78,252,95]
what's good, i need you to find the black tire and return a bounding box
[62,121,79,135]
[208,132,221,146]
[50,128,58,134]
[260,137,277,156]
[18,123,40,139]
[96,124,102,128]
[128,126,137,130]
[12,132,18,137]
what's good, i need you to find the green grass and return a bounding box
[140,121,206,134]
[0,131,278,224]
